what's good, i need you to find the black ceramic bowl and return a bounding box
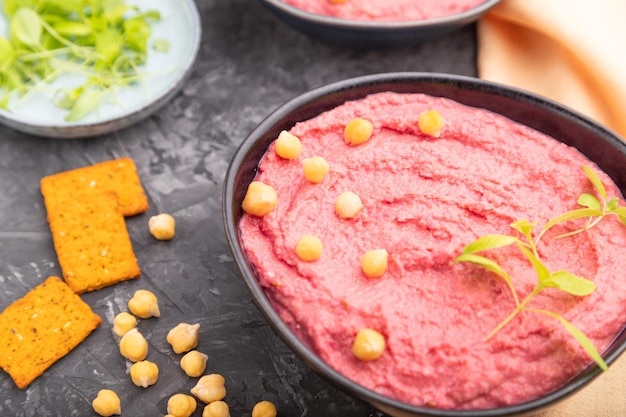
[223,73,626,417]
[257,0,501,48]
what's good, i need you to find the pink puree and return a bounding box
[239,92,626,409]
[281,0,487,22]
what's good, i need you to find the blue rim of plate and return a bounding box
[0,0,201,139]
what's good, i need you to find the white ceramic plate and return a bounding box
[0,0,201,139]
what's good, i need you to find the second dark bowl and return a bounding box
[257,0,501,48]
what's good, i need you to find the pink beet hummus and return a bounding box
[281,0,488,22]
[238,92,626,409]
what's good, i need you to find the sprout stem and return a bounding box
[484,288,538,341]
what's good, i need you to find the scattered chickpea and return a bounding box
[130,360,159,388]
[112,311,137,337]
[361,249,389,278]
[92,389,121,416]
[202,401,230,417]
[242,181,278,217]
[352,328,386,361]
[180,350,209,377]
[418,109,444,137]
[127,289,160,319]
[295,234,323,261]
[252,400,277,417]
[149,213,176,240]
[190,373,227,404]
[302,156,330,183]
[344,117,373,145]
[274,130,302,159]
[167,322,201,354]
[167,393,197,417]
[335,191,363,219]
[119,328,149,362]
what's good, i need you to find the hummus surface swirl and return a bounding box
[281,0,488,22]
[239,92,626,409]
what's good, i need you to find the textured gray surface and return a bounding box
[0,0,477,416]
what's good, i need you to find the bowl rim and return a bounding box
[258,0,502,29]
[223,72,626,417]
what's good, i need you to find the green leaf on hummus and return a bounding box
[510,219,536,239]
[456,166,626,372]
[577,193,602,211]
[606,197,619,212]
[455,253,519,306]
[542,271,596,296]
[542,208,603,235]
[611,206,626,217]
[455,253,512,282]
[529,308,608,371]
[516,243,550,284]
[461,234,517,254]
[582,165,607,201]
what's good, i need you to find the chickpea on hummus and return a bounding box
[238,92,626,409]
[281,0,488,22]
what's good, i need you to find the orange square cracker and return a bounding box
[40,157,148,293]
[45,191,141,293]
[40,157,148,216]
[0,276,102,389]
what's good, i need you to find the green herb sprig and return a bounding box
[455,166,626,371]
[0,0,170,121]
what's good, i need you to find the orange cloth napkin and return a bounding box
[477,0,626,141]
[477,1,626,415]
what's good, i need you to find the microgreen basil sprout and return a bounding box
[0,0,167,121]
[456,165,626,371]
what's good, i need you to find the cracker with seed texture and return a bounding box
[40,158,148,293]
[0,276,102,389]
[40,157,148,216]
[45,191,141,293]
